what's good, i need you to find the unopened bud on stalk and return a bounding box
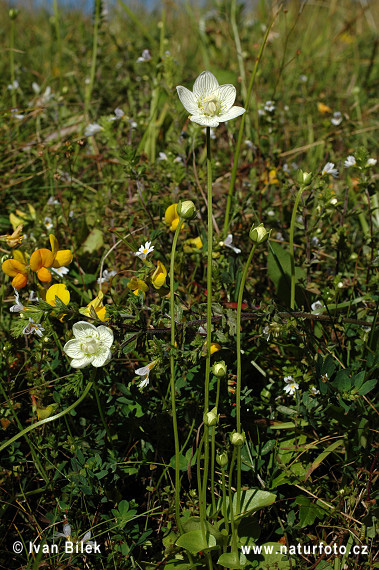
[216,451,228,467]
[203,407,218,426]
[9,8,19,19]
[177,200,197,220]
[249,223,271,244]
[212,360,227,378]
[230,431,246,447]
[296,169,312,186]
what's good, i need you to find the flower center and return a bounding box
[81,338,99,355]
[201,95,220,116]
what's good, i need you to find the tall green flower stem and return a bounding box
[93,380,113,446]
[289,185,307,310]
[223,19,276,238]
[169,216,184,535]
[84,0,101,119]
[210,376,221,514]
[235,242,257,513]
[9,11,17,110]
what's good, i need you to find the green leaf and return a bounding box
[334,370,352,392]
[254,542,292,569]
[232,489,276,518]
[217,551,247,569]
[304,439,344,481]
[357,378,377,395]
[267,241,307,306]
[295,497,328,528]
[81,228,104,253]
[176,530,216,554]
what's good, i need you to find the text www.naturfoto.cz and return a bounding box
[241,543,369,556]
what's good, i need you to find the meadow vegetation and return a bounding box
[0,0,378,568]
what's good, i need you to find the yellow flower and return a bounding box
[165,204,179,231]
[30,235,72,283]
[183,236,203,253]
[202,342,221,356]
[2,250,28,290]
[262,168,279,185]
[317,102,332,114]
[151,261,167,289]
[79,291,108,321]
[127,277,149,298]
[46,283,70,306]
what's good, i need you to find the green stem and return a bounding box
[210,376,221,515]
[170,216,184,534]
[221,465,229,551]
[0,382,93,452]
[228,447,238,553]
[85,0,101,118]
[289,186,306,310]
[236,243,256,514]
[93,381,113,445]
[9,17,16,110]
[53,0,62,93]
[223,19,275,238]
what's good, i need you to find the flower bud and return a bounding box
[203,407,218,426]
[249,223,271,244]
[177,200,197,221]
[296,169,312,186]
[9,8,19,19]
[216,451,228,467]
[212,360,227,378]
[230,431,245,447]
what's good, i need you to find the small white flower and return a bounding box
[310,386,320,395]
[137,49,151,62]
[329,197,338,205]
[331,111,343,126]
[176,70,245,128]
[283,163,290,173]
[7,80,19,90]
[366,158,377,167]
[10,289,24,313]
[299,74,308,83]
[23,318,44,337]
[174,156,183,163]
[129,119,138,129]
[258,108,266,116]
[54,523,72,541]
[135,360,158,388]
[11,108,24,120]
[344,155,356,168]
[198,326,207,335]
[311,301,324,312]
[44,216,53,230]
[51,266,70,278]
[84,123,103,137]
[311,236,320,247]
[276,232,284,241]
[135,241,154,260]
[220,234,241,254]
[244,139,255,149]
[322,162,339,178]
[157,152,168,161]
[63,321,114,369]
[114,107,124,119]
[97,269,117,284]
[264,100,275,112]
[47,196,60,206]
[283,376,299,396]
[29,290,38,302]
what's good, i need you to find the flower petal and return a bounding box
[176,86,198,115]
[91,349,111,367]
[218,84,236,111]
[30,249,54,271]
[12,273,28,289]
[189,115,220,127]
[63,339,82,358]
[97,325,114,348]
[37,267,52,283]
[193,71,219,99]
[219,106,246,122]
[53,249,73,267]
[72,321,98,340]
[46,283,70,306]
[70,355,93,368]
[2,259,27,277]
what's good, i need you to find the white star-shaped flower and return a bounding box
[322,162,339,178]
[344,155,356,168]
[135,241,154,260]
[283,376,299,396]
[135,359,158,388]
[23,318,44,337]
[63,321,113,369]
[176,70,245,128]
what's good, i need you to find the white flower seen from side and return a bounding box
[322,162,339,178]
[97,269,117,284]
[366,158,377,167]
[220,234,241,254]
[51,266,70,278]
[137,49,151,62]
[331,111,342,126]
[10,289,24,312]
[135,359,158,388]
[84,123,103,137]
[176,70,245,128]
[135,241,154,260]
[23,318,44,337]
[344,155,356,168]
[63,321,113,369]
[53,523,72,541]
[311,301,324,313]
[283,375,299,396]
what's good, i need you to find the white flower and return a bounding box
[54,523,72,541]
[157,152,168,161]
[84,123,103,137]
[344,155,356,168]
[137,49,151,62]
[7,80,19,90]
[63,321,114,369]
[283,163,290,173]
[114,107,124,119]
[366,158,377,167]
[176,70,245,128]
[23,318,44,337]
[29,290,38,302]
[220,234,241,254]
[311,301,324,313]
[47,196,60,205]
[135,241,154,260]
[283,376,299,396]
[51,266,70,278]
[331,111,343,126]
[97,269,117,284]
[135,360,158,388]
[11,108,24,120]
[310,386,320,395]
[44,216,53,230]
[322,162,338,178]
[264,100,275,112]
[10,289,24,312]
[299,74,308,83]
[198,326,207,335]
[129,119,138,129]
[311,236,320,247]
